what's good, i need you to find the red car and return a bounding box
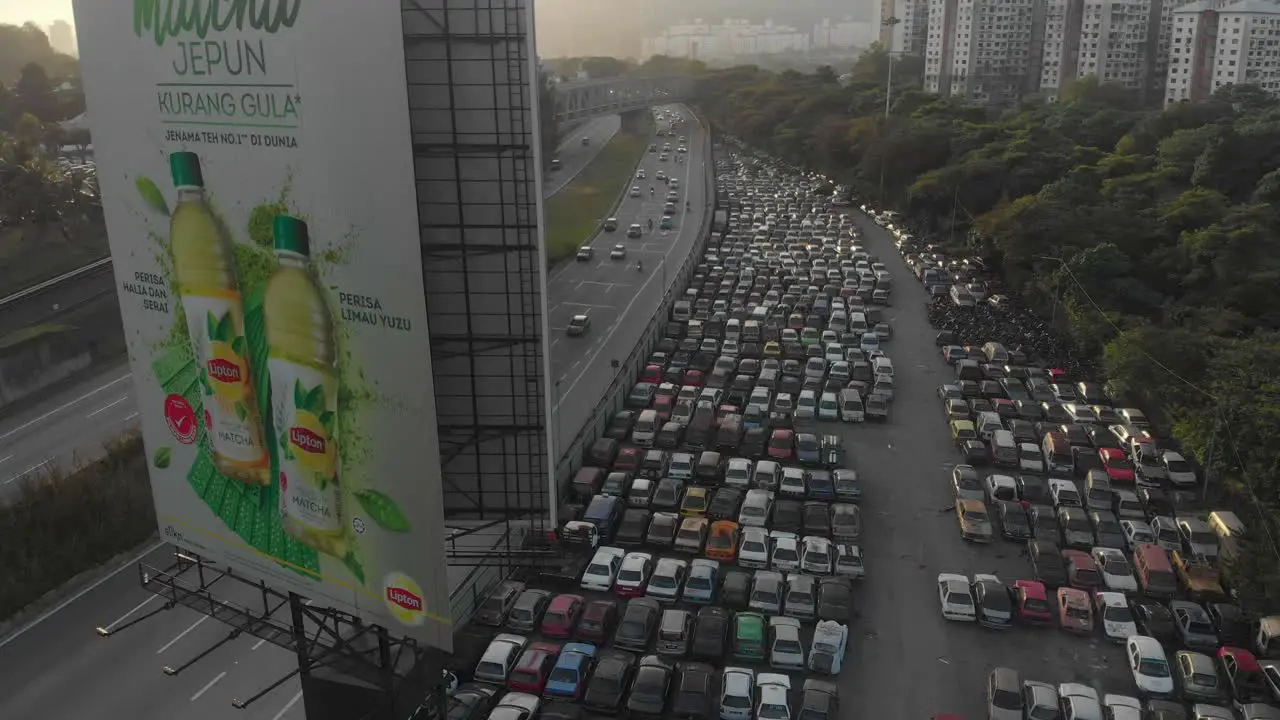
[1098,447,1135,483]
[1061,549,1104,591]
[1056,587,1093,634]
[541,594,586,638]
[640,364,663,384]
[613,447,642,474]
[508,641,561,694]
[575,599,617,643]
[684,369,705,387]
[1046,368,1068,383]
[1014,580,1052,625]
[1218,646,1269,705]
[767,429,794,460]
[652,395,675,423]
[991,398,1017,418]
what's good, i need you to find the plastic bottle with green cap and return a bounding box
[169,151,270,485]
[264,215,346,557]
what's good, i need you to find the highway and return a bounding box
[0,361,139,503]
[546,104,708,457]
[542,115,620,198]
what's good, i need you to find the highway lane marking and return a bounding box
[86,395,130,419]
[0,538,165,651]
[0,373,132,441]
[3,459,52,485]
[551,115,700,413]
[101,594,161,633]
[271,690,303,720]
[122,412,140,422]
[157,615,209,654]
[0,455,10,465]
[190,671,227,701]
[559,302,612,309]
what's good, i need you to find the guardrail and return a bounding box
[550,106,720,499]
[0,256,112,308]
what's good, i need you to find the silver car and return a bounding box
[749,570,784,615]
[987,667,1021,720]
[783,573,817,620]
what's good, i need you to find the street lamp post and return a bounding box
[879,16,901,201]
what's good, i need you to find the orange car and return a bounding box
[704,520,740,562]
[1057,587,1093,635]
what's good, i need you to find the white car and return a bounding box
[817,392,840,421]
[800,536,832,575]
[739,526,770,569]
[1150,516,1182,552]
[738,489,773,528]
[1049,477,1082,508]
[719,667,755,720]
[823,344,843,364]
[630,186,641,197]
[1018,443,1046,473]
[859,333,879,354]
[1095,591,1138,641]
[474,633,529,684]
[807,620,848,675]
[1092,547,1139,594]
[779,467,807,498]
[613,552,653,595]
[1057,684,1102,720]
[937,573,976,622]
[610,244,627,259]
[580,546,626,591]
[1121,519,1156,549]
[668,452,695,481]
[984,474,1018,504]
[1102,694,1142,720]
[755,673,792,720]
[834,544,864,578]
[722,339,740,357]
[725,458,753,489]
[794,390,817,421]
[491,692,540,720]
[646,557,688,603]
[1125,635,1175,697]
[768,616,805,669]
[769,531,801,573]
[1162,451,1198,486]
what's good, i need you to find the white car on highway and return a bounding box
[937,573,976,622]
[1092,547,1138,594]
[610,244,627,259]
[630,186,641,197]
[1095,591,1138,642]
[580,546,626,591]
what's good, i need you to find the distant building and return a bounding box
[1165,0,1280,103]
[641,19,811,61]
[48,19,76,57]
[812,18,876,49]
[892,0,933,55]
[924,0,1042,104]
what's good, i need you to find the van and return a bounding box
[672,301,692,323]
[975,411,1003,442]
[571,467,606,502]
[872,356,893,378]
[583,495,623,542]
[1132,544,1178,598]
[849,312,869,334]
[990,430,1017,465]
[742,320,762,343]
[633,410,659,447]
[725,319,742,341]
[1042,432,1074,475]
[839,389,864,422]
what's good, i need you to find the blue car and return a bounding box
[543,642,596,700]
[660,216,674,230]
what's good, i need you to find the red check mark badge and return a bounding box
[173,415,191,434]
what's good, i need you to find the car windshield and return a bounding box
[476,661,505,678]
[1058,488,1080,503]
[743,505,764,518]
[688,574,711,590]
[1190,530,1216,545]
[753,589,779,605]
[509,607,532,621]
[775,547,798,562]
[1023,597,1049,612]
[1104,605,1133,623]
[1138,658,1170,677]
[1166,459,1192,472]
[1106,455,1133,470]
[776,638,802,654]
[620,619,644,636]
[947,591,972,606]
[1076,569,1101,585]
[964,508,987,522]
[651,574,676,589]
[760,701,789,719]
[618,569,642,583]
[1067,606,1090,620]
[1103,558,1130,574]
[679,528,702,542]
[633,675,662,699]
[1192,672,1219,687]
[744,539,766,554]
[992,689,1020,710]
[722,689,751,709]
[586,562,611,577]
[1028,704,1057,720]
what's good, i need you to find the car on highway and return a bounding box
[630,185,641,197]
[610,244,627,259]
[566,314,591,337]
[575,246,593,261]
[603,217,618,231]
[628,223,643,238]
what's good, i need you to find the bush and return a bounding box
[0,434,156,621]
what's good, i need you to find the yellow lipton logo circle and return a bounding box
[383,572,426,626]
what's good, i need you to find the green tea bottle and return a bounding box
[170,151,270,485]
[264,216,345,557]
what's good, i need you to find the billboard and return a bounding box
[73,0,454,649]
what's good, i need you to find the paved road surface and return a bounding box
[542,115,620,198]
[829,209,1125,718]
[0,361,140,503]
[547,104,706,457]
[0,542,305,720]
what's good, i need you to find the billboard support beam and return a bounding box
[231,667,301,710]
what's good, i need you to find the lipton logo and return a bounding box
[290,427,325,454]
[386,587,423,612]
[207,358,242,383]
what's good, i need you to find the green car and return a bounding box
[732,611,766,660]
[660,217,674,230]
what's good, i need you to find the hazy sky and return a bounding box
[0,0,71,27]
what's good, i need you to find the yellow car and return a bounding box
[680,486,709,517]
[763,341,782,358]
[956,498,994,543]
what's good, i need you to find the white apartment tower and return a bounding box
[1075,0,1156,91]
[1040,0,1086,99]
[893,0,933,54]
[924,0,1043,103]
[1165,0,1280,103]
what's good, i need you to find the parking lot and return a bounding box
[447,141,1270,720]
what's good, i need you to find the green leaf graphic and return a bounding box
[319,410,335,437]
[231,336,246,356]
[136,176,170,216]
[303,385,326,415]
[279,430,289,450]
[293,379,306,412]
[206,311,219,342]
[200,367,213,396]
[354,490,411,532]
[215,312,234,344]
[153,446,172,468]
[235,401,248,421]
[342,551,366,585]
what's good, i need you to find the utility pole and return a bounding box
[1201,419,1218,504]
[878,16,901,203]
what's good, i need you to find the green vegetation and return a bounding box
[698,51,1280,609]
[544,128,649,262]
[0,435,155,622]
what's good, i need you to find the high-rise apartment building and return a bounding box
[1040,0,1086,99]
[1165,0,1280,103]
[922,0,1043,103]
[892,0,933,54]
[48,20,76,57]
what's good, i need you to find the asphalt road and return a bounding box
[547,104,706,459]
[824,209,1126,718]
[0,360,140,503]
[543,115,621,198]
[0,542,305,720]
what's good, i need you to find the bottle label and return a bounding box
[184,293,270,466]
[270,358,341,533]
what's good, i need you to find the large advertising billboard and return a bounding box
[73,0,454,649]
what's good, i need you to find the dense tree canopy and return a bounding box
[696,53,1280,608]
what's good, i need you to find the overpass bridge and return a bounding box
[550,75,693,125]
